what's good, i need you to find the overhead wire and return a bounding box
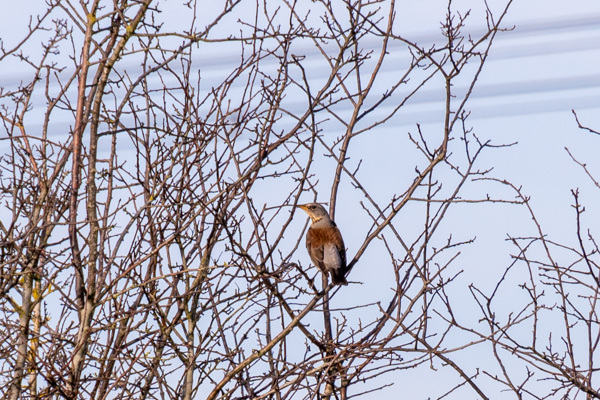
[2,13,599,123]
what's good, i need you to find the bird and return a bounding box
[297,203,348,285]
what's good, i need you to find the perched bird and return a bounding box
[297,203,348,285]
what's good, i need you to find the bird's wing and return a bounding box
[327,225,348,285]
[330,224,347,268]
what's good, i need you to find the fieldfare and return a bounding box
[297,203,348,285]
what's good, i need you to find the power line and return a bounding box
[2,14,599,124]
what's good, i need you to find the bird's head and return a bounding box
[297,203,330,223]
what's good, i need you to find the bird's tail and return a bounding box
[331,271,348,286]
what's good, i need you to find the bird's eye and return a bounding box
[310,205,316,209]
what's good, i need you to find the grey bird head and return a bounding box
[297,203,330,224]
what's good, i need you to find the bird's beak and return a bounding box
[297,204,311,217]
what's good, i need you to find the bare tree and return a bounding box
[454,113,600,400]
[4,1,597,400]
